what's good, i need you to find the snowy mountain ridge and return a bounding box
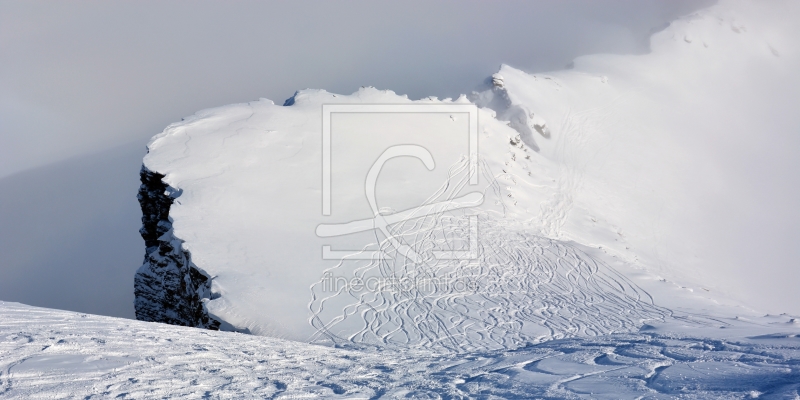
[133,0,799,352]
[3,0,800,398]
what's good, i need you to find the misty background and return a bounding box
[0,0,713,318]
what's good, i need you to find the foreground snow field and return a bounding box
[2,301,800,399]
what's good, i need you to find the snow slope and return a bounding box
[477,0,800,313]
[135,0,800,352]
[3,301,800,399]
[137,88,726,350]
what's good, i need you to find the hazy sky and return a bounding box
[0,0,713,318]
[0,0,714,178]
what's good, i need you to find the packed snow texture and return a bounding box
[135,0,800,352]
[3,301,800,399]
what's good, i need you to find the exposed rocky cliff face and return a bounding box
[134,167,220,330]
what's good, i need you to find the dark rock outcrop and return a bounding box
[134,167,220,330]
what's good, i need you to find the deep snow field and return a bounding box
[3,0,800,398]
[2,301,800,399]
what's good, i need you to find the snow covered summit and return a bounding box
[135,0,800,352]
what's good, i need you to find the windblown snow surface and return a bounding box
[3,301,800,399]
[4,0,800,398]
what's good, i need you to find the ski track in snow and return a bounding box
[538,99,623,239]
[308,160,716,353]
[310,217,677,352]
[2,302,800,399]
